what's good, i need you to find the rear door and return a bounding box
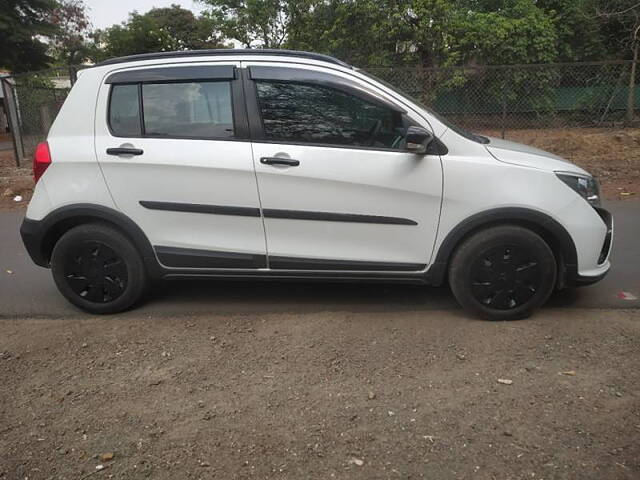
[242,62,443,271]
[94,62,267,270]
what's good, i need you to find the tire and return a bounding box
[51,223,147,314]
[448,225,557,320]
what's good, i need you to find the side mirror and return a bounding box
[405,126,434,154]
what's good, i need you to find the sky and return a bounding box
[84,0,206,30]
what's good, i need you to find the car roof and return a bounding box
[96,49,353,69]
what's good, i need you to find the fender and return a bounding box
[424,207,578,288]
[20,203,161,278]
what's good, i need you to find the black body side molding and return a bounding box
[140,200,418,225]
[262,209,417,225]
[140,201,261,218]
[156,246,266,269]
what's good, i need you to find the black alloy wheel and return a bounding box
[64,241,128,303]
[470,245,542,310]
[449,225,557,320]
[51,223,147,314]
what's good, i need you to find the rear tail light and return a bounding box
[33,141,51,183]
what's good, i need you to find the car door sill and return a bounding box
[154,245,426,272]
[161,271,430,285]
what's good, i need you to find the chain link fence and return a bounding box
[369,60,638,137]
[1,60,638,166]
[1,66,79,166]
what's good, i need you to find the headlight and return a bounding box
[555,172,600,207]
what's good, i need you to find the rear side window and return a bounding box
[108,81,234,139]
[109,84,142,137]
[255,80,405,149]
[143,82,233,138]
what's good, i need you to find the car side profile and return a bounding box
[20,49,613,319]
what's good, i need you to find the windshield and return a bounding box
[357,69,490,144]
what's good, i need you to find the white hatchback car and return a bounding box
[21,49,612,319]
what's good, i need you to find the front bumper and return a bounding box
[594,207,613,265]
[569,206,612,287]
[574,267,609,286]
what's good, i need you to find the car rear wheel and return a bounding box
[51,223,147,314]
[449,225,557,320]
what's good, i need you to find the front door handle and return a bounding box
[260,157,300,167]
[106,147,144,156]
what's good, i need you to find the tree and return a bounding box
[537,0,607,62]
[90,5,226,62]
[146,4,226,50]
[595,0,640,121]
[286,0,400,66]
[49,0,92,66]
[456,1,559,65]
[289,0,558,68]
[199,0,300,48]
[0,0,57,72]
[90,13,172,61]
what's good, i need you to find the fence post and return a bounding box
[627,41,638,123]
[1,77,24,167]
[501,80,507,139]
[69,65,78,86]
[40,104,53,133]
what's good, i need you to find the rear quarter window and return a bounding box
[109,84,142,137]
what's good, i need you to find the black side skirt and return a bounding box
[154,246,425,272]
[269,255,425,271]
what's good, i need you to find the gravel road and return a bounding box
[1,308,638,479]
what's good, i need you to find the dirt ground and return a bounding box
[0,148,32,212]
[1,128,638,212]
[1,308,638,479]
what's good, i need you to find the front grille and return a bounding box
[594,207,613,265]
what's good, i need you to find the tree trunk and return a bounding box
[628,41,638,123]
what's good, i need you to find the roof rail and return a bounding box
[96,49,352,69]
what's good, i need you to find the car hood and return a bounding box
[485,136,589,176]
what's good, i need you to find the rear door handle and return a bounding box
[260,157,300,167]
[106,147,144,156]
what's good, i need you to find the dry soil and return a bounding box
[1,308,638,479]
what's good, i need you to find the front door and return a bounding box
[94,62,267,269]
[243,63,443,271]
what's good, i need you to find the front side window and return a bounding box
[108,81,234,138]
[255,81,405,149]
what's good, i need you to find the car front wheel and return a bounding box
[51,223,147,314]
[448,225,557,320]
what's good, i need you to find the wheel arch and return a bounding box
[426,207,578,288]
[21,204,161,277]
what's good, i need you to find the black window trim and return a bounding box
[248,65,405,114]
[105,65,236,84]
[106,66,249,141]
